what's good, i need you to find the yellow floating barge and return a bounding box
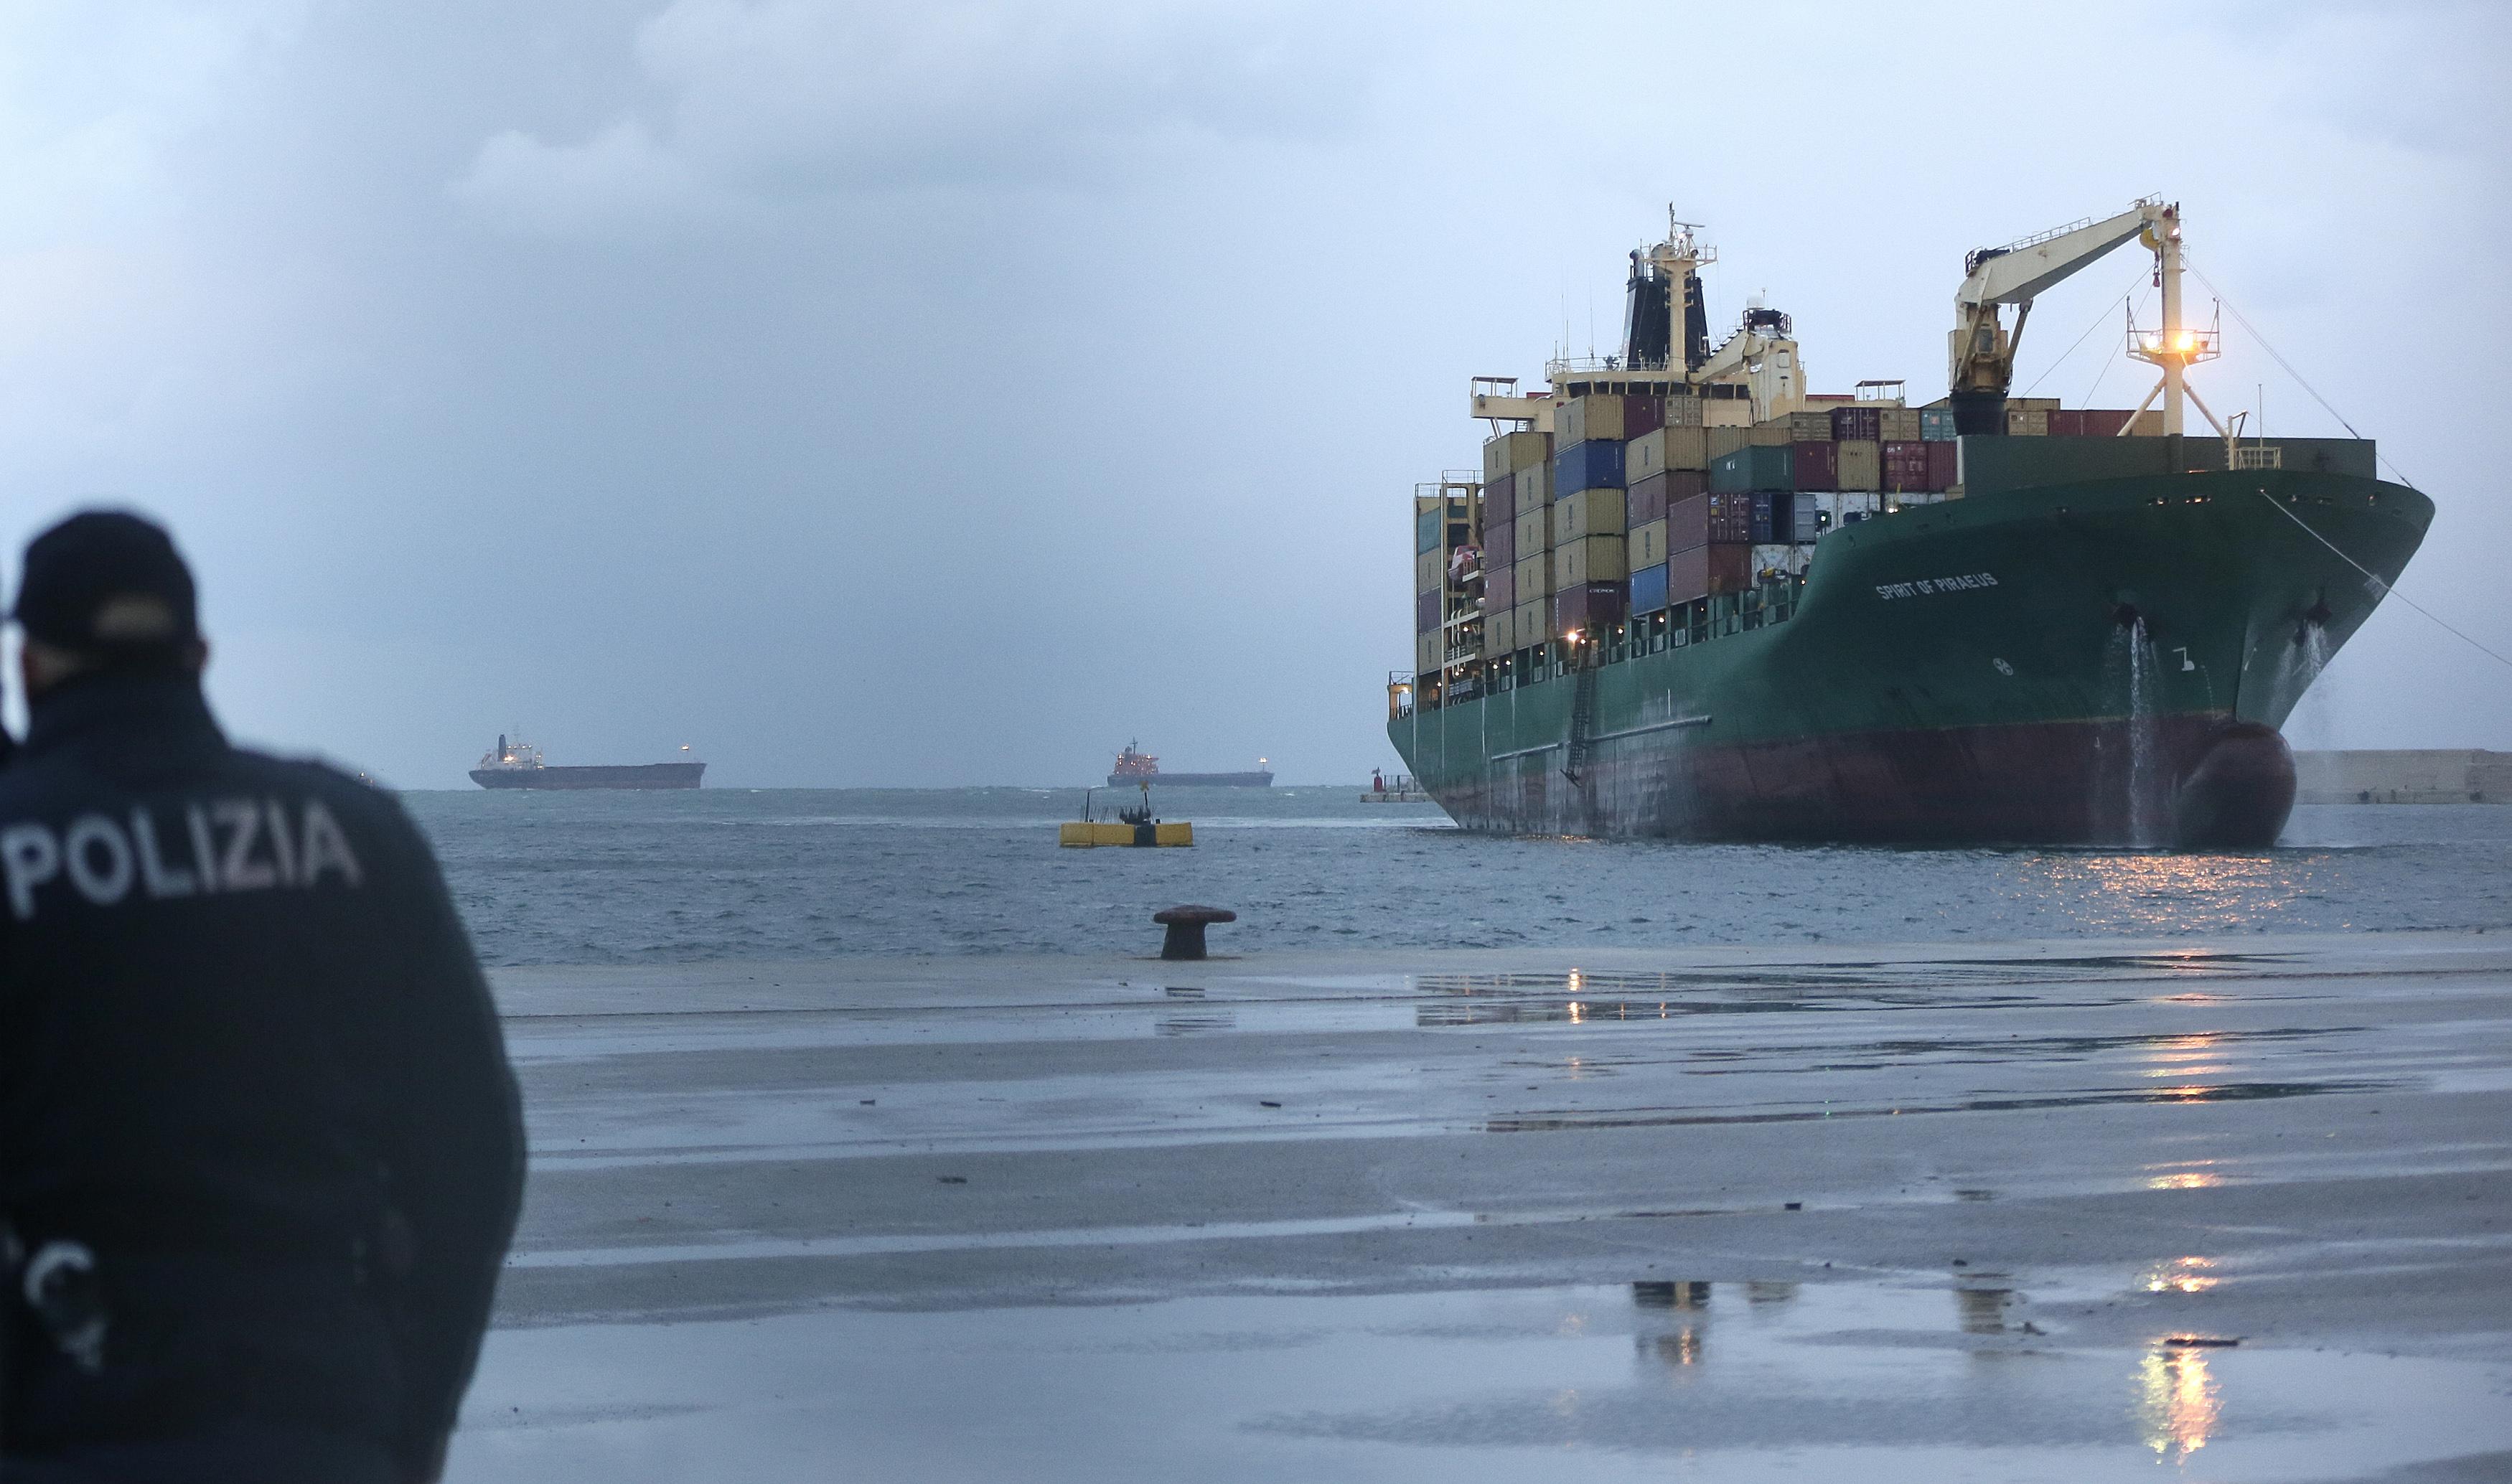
[1059,820,1194,848]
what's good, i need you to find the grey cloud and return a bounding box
[451,0,1372,232]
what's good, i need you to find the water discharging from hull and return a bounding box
[2283,624,2336,742]
[2126,618,2163,847]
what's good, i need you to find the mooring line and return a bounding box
[2254,488,2512,674]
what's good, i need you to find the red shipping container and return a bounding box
[1485,564,1514,612]
[1667,543,1751,605]
[1485,515,1514,568]
[1926,441,1957,491]
[2046,408,2087,437]
[1882,440,1931,492]
[1792,440,1838,492]
[1552,580,1627,638]
[1623,395,1666,442]
[2081,408,2132,437]
[1831,405,1883,442]
[1416,589,1440,634]
[1628,469,1672,525]
[1668,492,1707,551]
[1703,491,1756,543]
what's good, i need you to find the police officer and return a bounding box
[0,512,524,1482]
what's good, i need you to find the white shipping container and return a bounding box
[1751,543,1806,580]
[1557,487,1627,541]
[1553,534,1628,588]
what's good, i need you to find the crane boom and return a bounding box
[1948,198,2169,434]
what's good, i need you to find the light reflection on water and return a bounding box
[2036,852,2295,934]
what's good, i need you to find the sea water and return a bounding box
[400,787,2512,966]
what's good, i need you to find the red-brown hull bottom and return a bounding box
[1437,716,2295,849]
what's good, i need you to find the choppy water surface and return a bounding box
[399,787,2512,965]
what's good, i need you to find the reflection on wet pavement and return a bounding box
[480,937,2512,1478]
[2137,1343,2223,1459]
[455,1277,2512,1483]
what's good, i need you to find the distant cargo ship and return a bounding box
[1108,742,1273,789]
[470,734,705,791]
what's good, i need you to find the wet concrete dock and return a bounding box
[449,934,2512,1480]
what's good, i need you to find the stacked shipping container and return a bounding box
[1443,391,2159,676]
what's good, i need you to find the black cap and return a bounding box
[13,510,200,657]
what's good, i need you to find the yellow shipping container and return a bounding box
[1878,407,1921,441]
[1628,426,1708,480]
[1630,517,1669,570]
[1835,438,1881,492]
[1513,599,1550,649]
[1558,394,1633,446]
[1784,410,1833,441]
[1514,463,1550,508]
[1553,534,1628,587]
[1707,425,1749,459]
[1557,487,1626,540]
[1484,605,1515,655]
[1514,552,1552,600]
[1415,547,1443,593]
[1488,429,1552,476]
[1746,421,1791,447]
[1512,505,1547,556]
[1416,629,1443,675]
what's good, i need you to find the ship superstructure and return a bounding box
[1396,200,2429,847]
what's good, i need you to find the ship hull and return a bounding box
[1391,468,2429,847]
[1106,772,1275,788]
[471,762,706,791]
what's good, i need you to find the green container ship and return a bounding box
[1390,201,2431,847]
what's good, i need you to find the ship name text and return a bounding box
[1874,572,2000,601]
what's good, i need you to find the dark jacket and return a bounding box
[0,673,523,1475]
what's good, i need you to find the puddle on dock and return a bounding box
[455,1276,2511,1483]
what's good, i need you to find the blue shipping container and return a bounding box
[1552,439,1626,495]
[1629,562,1669,615]
[1709,443,1793,494]
[1919,408,1957,442]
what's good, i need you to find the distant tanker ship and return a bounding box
[469,734,705,791]
[1107,742,1274,789]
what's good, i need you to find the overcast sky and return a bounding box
[2,0,2504,786]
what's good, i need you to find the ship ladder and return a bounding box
[1561,667,1599,786]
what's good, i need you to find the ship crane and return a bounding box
[1950,197,2216,442]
